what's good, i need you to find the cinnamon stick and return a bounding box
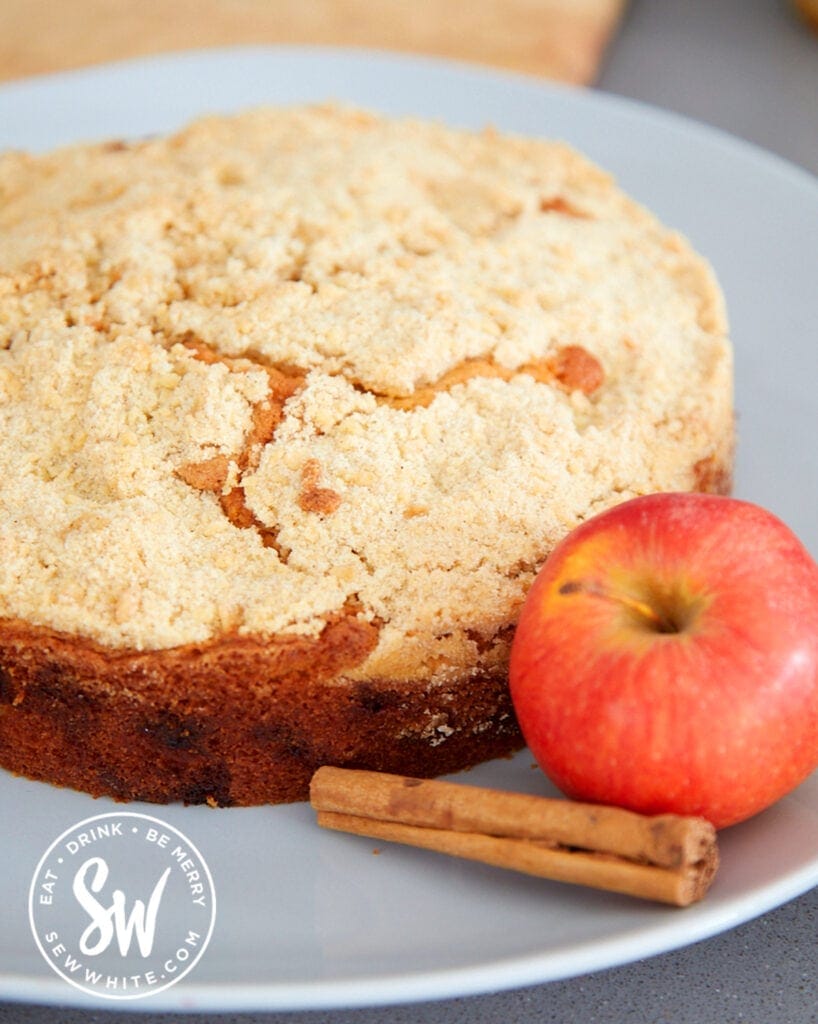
[310,767,719,907]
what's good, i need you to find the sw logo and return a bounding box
[73,855,171,957]
[29,812,215,1001]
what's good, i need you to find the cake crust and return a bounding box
[0,614,520,805]
[0,105,734,803]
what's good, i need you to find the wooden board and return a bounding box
[0,0,626,86]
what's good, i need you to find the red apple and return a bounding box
[509,493,818,829]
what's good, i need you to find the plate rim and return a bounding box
[2,42,817,194]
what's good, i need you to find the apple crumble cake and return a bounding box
[0,105,733,804]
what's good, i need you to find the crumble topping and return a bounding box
[0,105,733,678]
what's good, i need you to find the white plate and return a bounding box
[2,47,818,1014]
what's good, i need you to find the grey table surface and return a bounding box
[2,1,817,1022]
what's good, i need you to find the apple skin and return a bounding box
[509,493,818,829]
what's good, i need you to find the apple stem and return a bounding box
[558,580,677,634]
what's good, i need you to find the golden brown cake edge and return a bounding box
[0,611,521,805]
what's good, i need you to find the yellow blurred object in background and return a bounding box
[0,0,626,85]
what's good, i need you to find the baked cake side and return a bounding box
[0,106,734,804]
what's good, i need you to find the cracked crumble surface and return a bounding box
[0,104,733,680]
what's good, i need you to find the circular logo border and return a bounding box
[28,811,217,1001]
